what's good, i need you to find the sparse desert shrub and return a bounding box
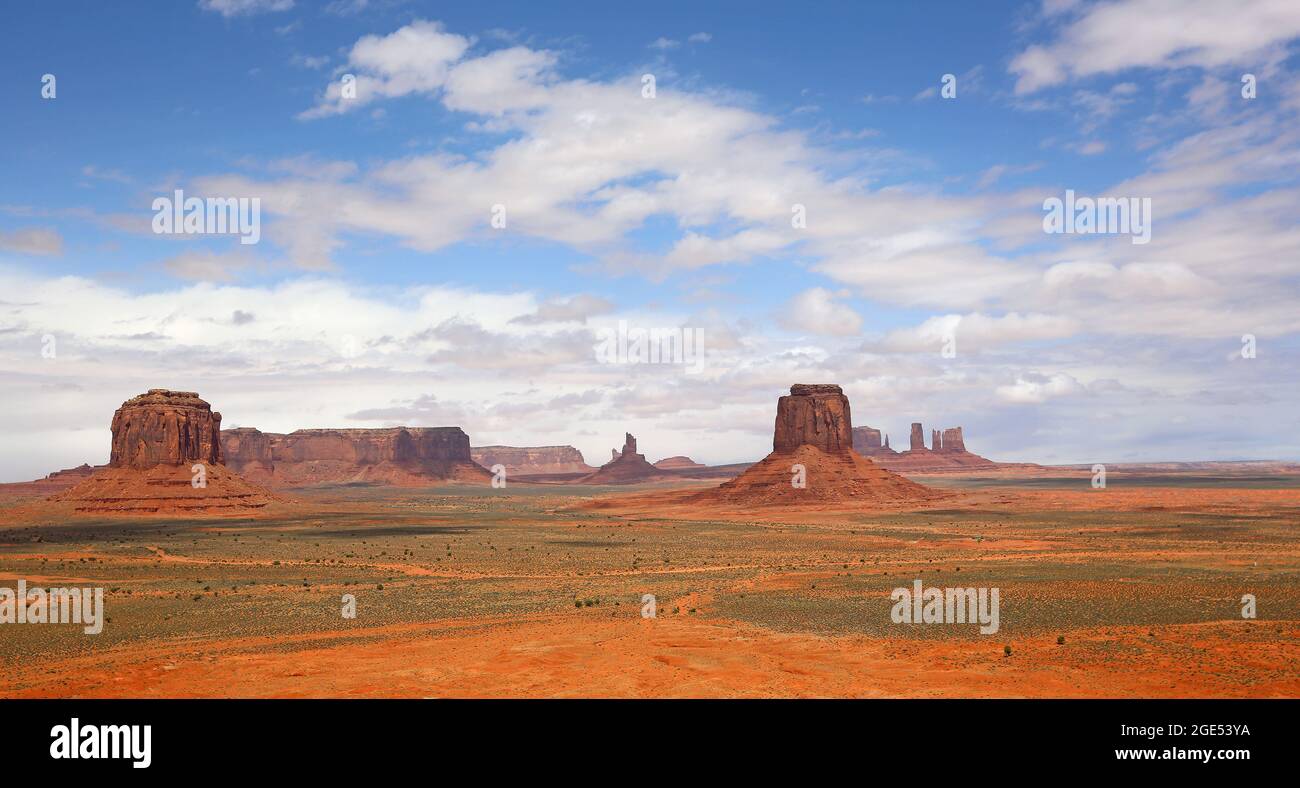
[1056,636,1065,645]
[1003,645,1012,656]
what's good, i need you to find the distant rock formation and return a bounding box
[110,389,223,469]
[0,463,102,498]
[940,427,966,453]
[774,384,854,453]
[579,433,673,484]
[653,455,707,470]
[53,390,272,515]
[696,385,937,507]
[853,426,897,457]
[471,445,594,475]
[222,427,491,487]
[856,421,996,472]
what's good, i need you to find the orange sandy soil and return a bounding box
[1,474,1297,698]
[4,611,1296,699]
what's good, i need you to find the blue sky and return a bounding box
[1,0,1299,480]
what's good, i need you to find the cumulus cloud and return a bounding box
[778,288,863,336]
[995,372,1083,403]
[300,21,471,118]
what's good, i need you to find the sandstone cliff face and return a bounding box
[471,445,593,475]
[110,389,223,469]
[853,425,897,456]
[853,426,882,450]
[220,427,489,487]
[940,427,966,453]
[773,384,853,453]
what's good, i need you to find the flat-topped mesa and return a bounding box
[852,425,897,457]
[940,427,966,453]
[773,384,853,454]
[110,389,223,469]
[470,445,593,475]
[223,426,475,465]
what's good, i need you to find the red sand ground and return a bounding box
[1,472,1297,698]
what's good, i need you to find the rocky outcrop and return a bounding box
[579,433,673,485]
[858,421,997,472]
[110,389,223,469]
[909,422,926,453]
[0,464,102,498]
[221,427,491,487]
[853,425,897,457]
[773,384,853,453]
[53,389,273,515]
[940,427,966,453]
[653,456,707,470]
[696,385,937,507]
[853,426,882,451]
[471,445,594,476]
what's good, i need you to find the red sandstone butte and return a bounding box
[696,384,937,507]
[110,389,223,469]
[52,389,273,515]
[773,384,854,454]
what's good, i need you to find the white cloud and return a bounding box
[995,372,1082,403]
[1011,0,1300,93]
[779,288,863,336]
[877,312,1081,353]
[300,20,471,118]
[0,227,63,256]
[198,0,293,17]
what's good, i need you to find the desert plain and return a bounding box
[2,467,1297,698]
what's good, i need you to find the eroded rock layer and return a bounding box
[221,427,491,487]
[471,445,594,476]
[110,389,223,469]
[773,384,853,453]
